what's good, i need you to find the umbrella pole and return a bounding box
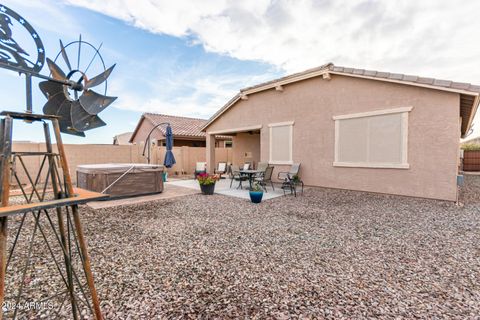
[142,122,173,165]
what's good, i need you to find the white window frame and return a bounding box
[269,121,294,165]
[333,107,412,169]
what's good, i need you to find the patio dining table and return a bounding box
[239,169,264,189]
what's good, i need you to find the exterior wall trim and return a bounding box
[333,162,410,169]
[268,121,295,127]
[332,106,413,120]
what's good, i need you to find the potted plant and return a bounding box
[291,174,300,184]
[197,172,219,195]
[249,183,264,203]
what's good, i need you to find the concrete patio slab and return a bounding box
[167,178,285,200]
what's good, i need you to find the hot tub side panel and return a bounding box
[77,170,164,197]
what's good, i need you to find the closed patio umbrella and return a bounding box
[163,124,176,168]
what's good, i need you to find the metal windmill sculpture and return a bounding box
[40,37,117,136]
[0,4,116,320]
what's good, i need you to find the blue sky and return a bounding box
[2,0,480,143]
[0,0,280,143]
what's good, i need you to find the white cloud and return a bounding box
[110,71,273,118]
[4,0,82,36]
[63,0,480,83]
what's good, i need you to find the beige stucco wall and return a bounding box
[155,146,233,175]
[232,133,260,166]
[11,143,146,185]
[11,143,232,185]
[206,75,461,201]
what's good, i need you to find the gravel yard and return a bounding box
[5,176,480,319]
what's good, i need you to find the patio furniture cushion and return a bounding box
[278,163,300,181]
[216,162,227,174]
[196,162,207,171]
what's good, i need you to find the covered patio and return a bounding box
[205,125,262,173]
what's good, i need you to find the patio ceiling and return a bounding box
[207,125,262,135]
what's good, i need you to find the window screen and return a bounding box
[269,123,293,163]
[334,108,410,168]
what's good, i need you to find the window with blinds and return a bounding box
[333,107,412,169]
[269,122,294,164]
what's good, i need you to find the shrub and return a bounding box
[461,143,480,151]
[250,182,263,192]
[196,173,220,185]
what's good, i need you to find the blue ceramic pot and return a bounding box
[249,191,263,203]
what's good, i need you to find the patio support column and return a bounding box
[206,133,215,173]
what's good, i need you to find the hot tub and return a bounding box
[76,163,164,198]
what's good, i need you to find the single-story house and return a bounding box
[130,113,232,147]
[202,63,480,201]
[113,132,133,145]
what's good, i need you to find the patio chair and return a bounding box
[242,163,251,170]
[255,166,275,192]
[215,162,227,178]
[278,163,303,197]
[194,162,207,178]
[256,162,268,172]
[229,165,248,189]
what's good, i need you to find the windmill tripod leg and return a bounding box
[0,116,12,320]
[52,119,103,320]
[0,113,104,320]
[44,122,79,319]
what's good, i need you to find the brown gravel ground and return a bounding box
[5,176,480,319]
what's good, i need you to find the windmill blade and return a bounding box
[55,100,85,137]
[65,129,86,137]
[39,81,64,99]
[46,58,67,81]
[59,39,72,71]
[71,101,106,132]
[79,90,117,115]
[42,91,67,115]
[84,64,116,89]
[40,80,68,115]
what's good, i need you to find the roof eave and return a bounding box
[128,115,146,143]
[129,115,166,143]
[329,71,480,96]
[462,94,480,139]
[201,94,241,132]
[241,69,331,96]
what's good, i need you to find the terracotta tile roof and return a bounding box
[240,63,480,94]
[144,113,208,138]
[131,113,232,141]
[329,65,480,94]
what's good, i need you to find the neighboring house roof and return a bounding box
[202,63,480,137]
[113,132,133,145]
[130,113,231,142]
